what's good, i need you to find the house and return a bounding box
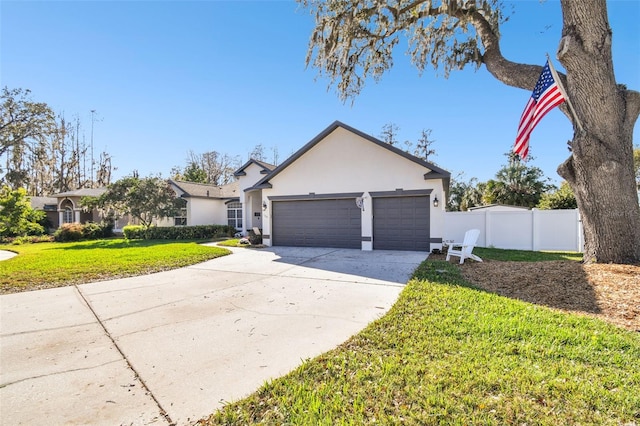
[31,121,450,252]
[167,179,242,226]
[50,188,108,225]
[241,121,450,252]
[32,187,136,233]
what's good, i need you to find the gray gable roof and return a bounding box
[234,158,276,177]
[249,121,451,191]
[30,196,58,210]
[54,188,107,198]
[169,179,239,199]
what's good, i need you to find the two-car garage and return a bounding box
[249,121,449,253]
[270,192,431,251]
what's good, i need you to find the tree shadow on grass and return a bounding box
[47,239,206,250]
[422,253,601,316]
[458,259,601,315]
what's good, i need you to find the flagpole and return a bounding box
[546,53,583,132]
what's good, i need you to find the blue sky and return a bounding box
[2,0,639,186]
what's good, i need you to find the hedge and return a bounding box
[123,225,235,240]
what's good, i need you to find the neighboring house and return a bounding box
[167,180,242,227]
[468,204,531,212]
[32,188,130,232]
[51,188,108,226]
[243,121,450,252]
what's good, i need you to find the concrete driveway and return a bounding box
[0,246,427,425]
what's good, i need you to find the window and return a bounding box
[63,207,74,224]
[174,199,187,226]
[174,208,187,226]
[61,200,74,224]
[227,201,242,230]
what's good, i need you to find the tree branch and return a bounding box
[624,88,640,128]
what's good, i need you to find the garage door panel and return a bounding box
[373,196,430,251]
[272,199,361,249]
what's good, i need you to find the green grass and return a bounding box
[217,238,243,247]
[0,239,230,293]
[201,259,639,425]
[473,247,583,262]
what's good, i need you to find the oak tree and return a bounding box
[84,175,181,228]
[300,0,640,263]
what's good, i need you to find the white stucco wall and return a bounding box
[237,163,269,234]
[261,127,447,251]
[187,198,227,226]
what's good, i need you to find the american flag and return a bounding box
[513,61,566,160]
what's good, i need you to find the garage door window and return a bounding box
[227,202,242,229]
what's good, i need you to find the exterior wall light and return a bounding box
[262,201,267,211]
[433,196,439,208]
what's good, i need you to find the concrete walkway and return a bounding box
[0,246,427,425]
[0,250,17,261]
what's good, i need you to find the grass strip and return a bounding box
[0,239,230,293]
[201,259,639,425]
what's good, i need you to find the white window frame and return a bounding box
[227,201,243,230]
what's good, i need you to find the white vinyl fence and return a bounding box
[444,209,584,252]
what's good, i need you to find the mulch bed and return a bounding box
[430,253,640,332]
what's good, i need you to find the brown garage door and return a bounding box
[373,196,430,251]
[272,199,361,248]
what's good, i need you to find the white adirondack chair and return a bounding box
[445,229,483,264]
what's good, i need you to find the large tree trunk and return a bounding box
[477,0,640,263]
[556,0,640,264]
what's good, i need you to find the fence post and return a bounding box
[484,210,491,247]
[577,209,583,252]
[532,209,539,251]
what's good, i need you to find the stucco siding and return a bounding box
[266,127,431,194]
[187,198,227,226]
[238,163,270,234]
[261,127,446,251]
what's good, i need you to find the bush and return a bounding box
[123,224,235,240]
[5,235,54,245]
[123,225,145,240]
[53,222,114,242]
[54,223,84,242]
[82,222,114,239]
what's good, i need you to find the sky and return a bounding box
[1,0,639,186]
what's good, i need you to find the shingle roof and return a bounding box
[169,180,239,199]
[29,196,58,210]
[234,158,276,176]
[54,188,107,198]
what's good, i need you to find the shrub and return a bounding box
[82,222,114,239]
[8,235,54,245]
[123,225,235,240]
[54,223,85,242]
[123,225,145,240]
[53,222,114,242]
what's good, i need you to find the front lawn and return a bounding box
[0,239,230,294]
[199,254,639,425]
